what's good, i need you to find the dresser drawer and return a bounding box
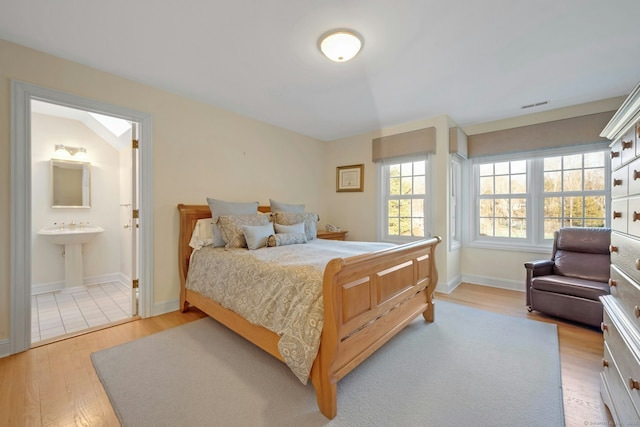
[612,199,628,233]
[609,266,640,327]
[611,233,640,281]
[629,157,640,196]
[613,165,629,198]
[602,340,640,423]
[602,304,640,415]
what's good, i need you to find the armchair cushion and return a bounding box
[529,275,609,301]
[553,251,610,283]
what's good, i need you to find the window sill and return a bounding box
[465,240,552,254]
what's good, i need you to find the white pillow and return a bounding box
[243,222,275,250]
[206,198,259,247]
[274,222,305,234]
[189,218,214,250]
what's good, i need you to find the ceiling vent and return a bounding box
[522,100,549,110]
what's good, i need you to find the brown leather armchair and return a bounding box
[525,227,611,328]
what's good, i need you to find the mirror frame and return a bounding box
[50,159,91,208]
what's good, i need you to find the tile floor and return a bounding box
[31,281,133,343]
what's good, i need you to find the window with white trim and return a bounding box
[471,146,609,248]
[379,155,431,243]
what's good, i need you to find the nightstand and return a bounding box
[317,230,348,241]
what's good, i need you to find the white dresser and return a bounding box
[600,81,640,424]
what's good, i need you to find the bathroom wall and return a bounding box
[31,113,126,291]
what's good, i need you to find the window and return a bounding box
[471,147,609,248]
[478,160,527,238]
[379,156,430,242]
[541,152,607,238]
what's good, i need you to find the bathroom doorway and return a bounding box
[9,81,153,354]
[30,100,138,344]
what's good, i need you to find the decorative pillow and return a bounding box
[275,212,318,241]
[188,218,215,250]
[267,232,308,247]
[269,199,305,213]
[274,222,305,235]
[243,222,275,250]
[206,198,259,247]
[217,214,269,249]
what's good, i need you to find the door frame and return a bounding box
[10,80,154,354]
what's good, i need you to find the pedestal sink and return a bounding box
[38,225,104,292]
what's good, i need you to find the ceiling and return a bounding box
[31,100,132,151]
[2,0,640,141]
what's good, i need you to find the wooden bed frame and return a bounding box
[177,204,440,419]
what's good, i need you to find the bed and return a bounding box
[177,204,441,419]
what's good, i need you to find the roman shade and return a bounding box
[467,111,615,158]
[372,127,436,162]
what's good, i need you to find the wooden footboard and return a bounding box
[177,204,440,419]
[311,237,440,418]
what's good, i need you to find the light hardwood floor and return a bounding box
[0,283,611,426]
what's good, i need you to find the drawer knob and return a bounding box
[601,322,608,332]
[630,377,640,390]
[622,140,634,150]
[613,178,623,187]
[635,306,640,318]
[613,211,622,219]
[634,170,640,181]
[610,245,618,253]
[634,211,640,222]
[636,260,640,270]
[603,359,609,368]
[612,151,620,159]
[609,278,617,287]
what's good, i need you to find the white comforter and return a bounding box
[185,238,394,383]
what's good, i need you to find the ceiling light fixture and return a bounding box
[318,29,363,62]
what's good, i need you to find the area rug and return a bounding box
[91,301,564,426]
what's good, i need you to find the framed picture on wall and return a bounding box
[336,164,364,192]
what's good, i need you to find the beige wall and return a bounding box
[0,39,326,340]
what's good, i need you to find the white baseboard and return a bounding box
[153,299,180,316]
[436,275,462,294]
[461,274,525,292]
[32,273,129,295]
[0,338,10,358]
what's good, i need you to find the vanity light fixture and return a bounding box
[53,144,71,160]
[318,29,363,62]
[52,144,88,161]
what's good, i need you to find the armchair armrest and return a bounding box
[524,259,554,277]
[524,259,554,307]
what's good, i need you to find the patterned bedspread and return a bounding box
[185,238,394,383]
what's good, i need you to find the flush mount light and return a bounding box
[318,29,363,62]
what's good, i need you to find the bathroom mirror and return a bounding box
[51,159,91,208]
